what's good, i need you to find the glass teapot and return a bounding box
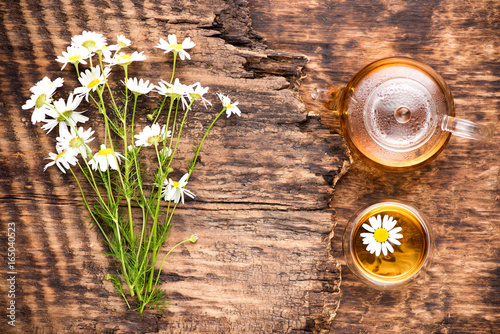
[312,57,493,171]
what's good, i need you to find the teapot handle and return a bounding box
[442,116,493,142]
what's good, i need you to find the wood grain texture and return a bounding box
[0,0,346,333]
[248,0,499,332]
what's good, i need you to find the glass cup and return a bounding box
[312,57,493,171]
[342,200,433,290]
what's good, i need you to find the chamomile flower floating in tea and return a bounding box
[88,144,125,172]
[56,45,90,70]
[343,201,433,290]
[22,77,64,124]
[361,214,403,257]
[162,173,195,204]
[155,34,196,60]
[134,123,170,147]
[217,93,241,117]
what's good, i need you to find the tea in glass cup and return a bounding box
[342,200,433,289]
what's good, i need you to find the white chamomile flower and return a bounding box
[22,77,64,124]
[160,146,172,158]
[155,34,195,60]
[44,147,78,174]
[186,82,212,109]
[116,35,131,49]
[361,214,403,257]
[161,173,195,204]
[155,78,190,109]
[71,31,107,53]
[88,144,125,172]
[217,93,241,118]
[56,126,94,158]
[123,77,154,95]
[74,65,111,101]
[29,76,64,94]
[105,51,146,66]
[41,93,88,134]
[134,123,170,147]
[56,45,89,70]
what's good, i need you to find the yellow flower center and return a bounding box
[373,228,389,243]
[69,55,81,62]
[35,94,47,109]
[87,78,100,89]
[118,54,132,64]
[55,151,66,160]
[98,148,114,156]
[69,137,84,148]
[147,135,162,145]
[56,110,73,122]
[82,40,96,49]
[171,44,183,50]
[172,181,180,188]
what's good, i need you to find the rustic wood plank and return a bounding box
[0,0,346,332]
[248,0,499,332]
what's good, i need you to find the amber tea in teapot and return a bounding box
[313,57,493,171]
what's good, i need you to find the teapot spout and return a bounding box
[311,84,345,112]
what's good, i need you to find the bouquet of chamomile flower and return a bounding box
[22,31,241,313]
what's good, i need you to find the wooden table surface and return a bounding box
[0,0,498,333]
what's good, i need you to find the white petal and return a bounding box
[390,226,402,234]
[391,234,403,241]
[98,157,108,172]
[184,189,195,199]
[381,243,388,256]
[389,237,401,245]
[385,242,394,254]
[178,50,188,60]
[167,34,177,45]
[108,155,118,170]
[362,223,375,233]
[369,215,381,230]
[384,217,397,231]
[382,215,389,227]
[182,37,195,49]
[374,242,382,257]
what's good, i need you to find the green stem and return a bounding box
[170,52,177,84]
[150,236,192,297]
[187,107,227,180]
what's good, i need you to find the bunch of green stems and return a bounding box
[60,51,226,313]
